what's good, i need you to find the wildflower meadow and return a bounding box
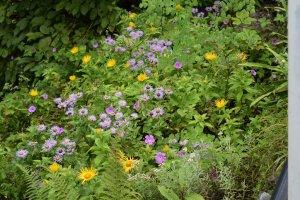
[0,0,287,199]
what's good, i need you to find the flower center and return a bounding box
[84,172,92,179]
[125,160,133,167]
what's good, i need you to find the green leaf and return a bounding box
[185,193,205,200]
[157,186,180,200]
[40,25,50,34]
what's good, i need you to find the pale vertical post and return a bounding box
[289,0,300,199]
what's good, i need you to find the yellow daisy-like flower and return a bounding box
[95,128,102,134]
[137,73,147,82]
[204,52,217,61]
[107,59,116,67]
[78,167,97,183]
[69,75,76,81]
[70,46,79,54]
[123,157,139,173]
[215,98,227,108]
[82,55,92,64]
[129,22,135,27]
[129,13,137,18]
[163,145,170,151]
[29,89,38,97]
[49,162,60,172]
[237,53,248,62]
[176,4,182,10]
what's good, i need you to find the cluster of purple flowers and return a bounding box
[140,85,173,102]
[115,46,126,52]
[129,30,144,39]
[53,92,84,116]
[192,0,222,18]
[104,36,116,46]
[50,125,64,136]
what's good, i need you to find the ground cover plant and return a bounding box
[0,0,287,199]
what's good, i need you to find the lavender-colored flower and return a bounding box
[137,60,144,67]
[250,69,257,76]
[145,135,155,145]
[61,138,70,146]
[144,85,153,92]
[271,39,278,45]
[133,101,140,110]
[178,151,185,158]
[223,20,229,25]
[174,61,182,69]
[42,143,53,152]
[149,110,157,118]
[155,152,166,165]
[205,6,213,12]
[42,93,48,100]
[88,115,97,121]
[128,59,136,66]
[66,148,75,155]
[156,86,164,92]
[67,96,77,106]
[28,106,36,113]
[118,100,127,107]
[56,147,65,155]
[65,108,74,116]
[130,65,139,71]
[120,130,125,137]
[50,126,61,136]
[52,48,57,53]
[103,95,111,101]
[154,91,164,99]
[105,36,116,46]
[147,52,155,58]
[16,150,29,158]
[100,118,111,129]
[106,106,115,115]
[28,141,38,147]
[53,98,62,104]
[165,41,172,46]
[140,94,150,101]
[37,124,46,131]
[114,91,123,98]
[165,89,173,95]
[109,127,117,134]
[146,69,152,76]
[131,113,138,119]
[169,139,177,144]
[114,120,123,127]
[126,26,133,32]
[99,113,108,120]
[93,43,99,48]
[75,92,83,98]
[137,31,144,37]
[68,141,76,148]
[78,108,88,116]
[179,139,189,146]
[53,155,63,163]
[46,138,57,146]
[192,8,199,14]
[193,143,200,148]
[58,101,67,109]
[153,107,164,116]
[197,12,205,18]
[115,112,124,119]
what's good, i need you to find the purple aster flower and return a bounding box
[75,92,83,98]
[37,124,46,131]
[128,59,136,66]
[130,65,139,71]
[61,138,70,146]
[28,106,36,113]
[103,95,111,101]
[197,12,205,18]
[109,127,117,134]
[205,6,213,12]
[131,113,138,119]
[68,141,76,148]
[105,36,116,46]
[140,94,150,101]
[115,112,124,119]
[118,100,127,107]
[28,141,38,147]
[178,151,185,158]
[174,61,182,69]
[146,69,152,76]
[149,110,157,118]
[53,98,62,104]
[193,143,200,148]
[156,86,164,92]
[50,126,60,136]
[106,106,115,115]
[169,139,177,144]
[119,130,125,137]
[153,107,164,116]
[165,89,173,95]
[88,115,97,121]
[52,48,57,53]
[154,91,164,99]
[137,31,144,37]
[42,143,53,152]
[192,8,199,14]
[155,152,166,165]
[137,60,144,67]
[147,52,155,58]
[66,148,75,155]
[65,108,74,116]
[114,91,123,98]
[78,108,88,116]
[114,120,123,127]
[144,135,155,145]
[144,85,153,92]
[179,139,189,146]
[165,41,172,46]
[99,113,108,120]
[57,101,67,108]
[93,43,99,48]
[126,26,133,32]
[42,93,48,100]
[250,69,257,76]
[100,118,111,129]
[67,96,77,106]
[271,39,278,45]
[53,155,63,163]
[46,138,57,146]
[56,147,65,155]
[16,150,29,158]
[223,20,229,25]
[133,101,140,110]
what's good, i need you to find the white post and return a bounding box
[289,0,300,199]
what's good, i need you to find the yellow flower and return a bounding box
[215,98,227,108]
[29,89,38,97]
[49,163,60,172]
[123,157,139,173]
[82,55,92,64]
[204,52,217,61]
[69,75,76,81]
[78,167,97,183]
[129,22,135,27]
[44,180,49,185]
[95,128,102,134]
[107,59,116,67]
[129,13,137,18]
[137,73,147,82]
[176,4,182,10]
[70,46,79,54]
[163,145,170,151]
[237,53,248,62]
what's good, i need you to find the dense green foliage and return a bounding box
[0,0,287,199]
